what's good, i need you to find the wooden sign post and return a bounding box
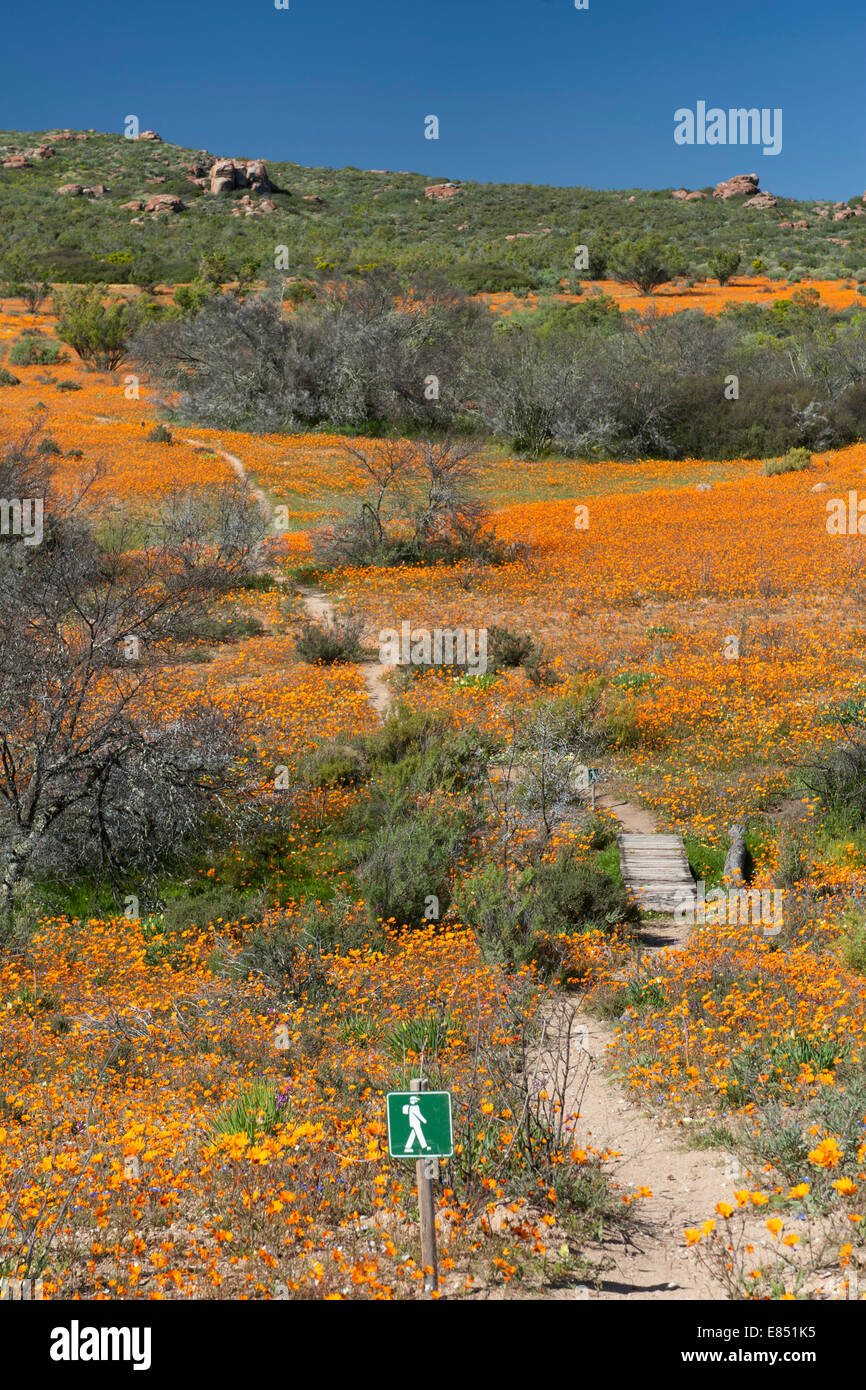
[386,1079,453,1299]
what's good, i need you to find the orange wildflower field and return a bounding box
[1,288,866,1303]
[480,275,866,319]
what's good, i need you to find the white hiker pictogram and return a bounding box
[402,1095,430,1153]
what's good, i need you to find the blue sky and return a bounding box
[2,0,864,199]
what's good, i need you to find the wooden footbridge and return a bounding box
[618,833,696,914]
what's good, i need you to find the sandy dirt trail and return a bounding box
[196,437,731,1297]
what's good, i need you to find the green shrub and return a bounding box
[456,852,639,973]
[385,1014,453,1063]
[707,248,741,285]
[159,887,264,940]
[0,367,20,386]
[238,897,372,1002]
[361,705,442,766]
[801,736,866,834]
[621,978,668,1012]
[487,625,539,670]
[839,907,866,974]
[764,447,811,476]
[608,236,686,293]
[146,423,172,443]
[211,1080,289,1143]
[585,812,618,850]
[9,335,62,366]
[360,707,492,795]
[525,850,641,936]
[357,807,465,927]
[294,612,364,664]
[53,284,142,370]
[300,742,369,788]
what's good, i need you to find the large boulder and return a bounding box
[425,182,459,200]
[209,158,238,194]
[144,193,184,213]
[57,183,83,195]
[245,159,273,192]
[2,154,30,169]
[744,192,778,209]
[207,158,274,194]
[713,173,760,200]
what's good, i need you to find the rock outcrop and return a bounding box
[713,173,760,199]
[425,182,459,200]
[144,193,184,213]
[207,158,275,195]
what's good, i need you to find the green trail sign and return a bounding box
[386,1090,453,1159]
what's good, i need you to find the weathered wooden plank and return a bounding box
[618,830,695,913]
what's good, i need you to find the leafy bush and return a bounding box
[238,898,373,1002]
[9,335,62,366]
[487,625,541,670]
[294,612,364,664]
[360,706,492,796]
[146,424,172,443]
[608,236,686,293]
[456,852,639,973]
[300,742,369,788]
[385,1014,453,1063]
[764,446,812,476]
[161,886,265,936]
[357,807,466,927]
[525,851,641,936]
[53,285,143,370]
[801,735,866,833]
[0,368,20,386]
[708,248,741,285]
[840,907,866,974]
[211,1080,289,1143]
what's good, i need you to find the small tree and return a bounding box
[708,249,741,286]
[53,285,143,370]
[0,431,266,925]
[608,237,684,295]
[2,252,51,313]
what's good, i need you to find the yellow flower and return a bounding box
[766,1217,784,1238]
[831,1177,858,1196]
[807,1137,842,1168]
[715,1202,734,1218]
